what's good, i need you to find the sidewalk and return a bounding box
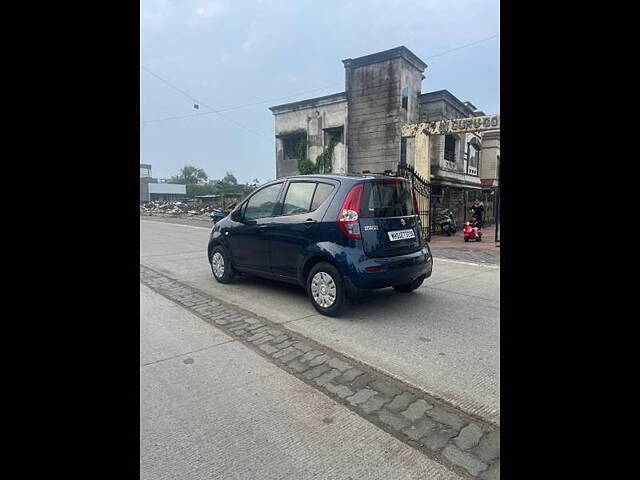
[428,225,500,265]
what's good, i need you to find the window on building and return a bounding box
[467,140,480,175]
[324,126,343,145]
[400,138,407,166]
[401,87,409,109]
[283,135,306,161]
[444,135,456,162]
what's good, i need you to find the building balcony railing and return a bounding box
[443,160,457,171]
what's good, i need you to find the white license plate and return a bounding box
[387,229,416,241]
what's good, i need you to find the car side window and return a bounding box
[310,183,334,210]
[282,182,317,216]
[244,183,282,220]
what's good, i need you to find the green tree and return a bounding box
[170,165,208,184]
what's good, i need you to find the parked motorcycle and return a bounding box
[463,219,483,242]
[438,209,457,236]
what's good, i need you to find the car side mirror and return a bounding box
[231,209,242,222]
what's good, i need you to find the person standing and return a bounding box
[470,198,484,228]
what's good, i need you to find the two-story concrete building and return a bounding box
[268,46,499,231]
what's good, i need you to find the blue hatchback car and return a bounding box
[207,174,433,316]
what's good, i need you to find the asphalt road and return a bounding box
[140,219,500,424]
[140,283,466,480]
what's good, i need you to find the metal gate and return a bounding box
[396,164,431,242]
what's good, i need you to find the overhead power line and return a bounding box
[424,34,499,60]
[141,65,272,141]
[141,33,499,126]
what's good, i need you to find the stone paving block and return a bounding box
[313,369,341,387]
[276,349,304,364]
[337,368,364,384]
[299,350,324,363]
[348,373,374,390]
[252,335,275,345]
[369,379,401,397]
[246,331,270,342]
[272,346,297,359]
[387,392,415,413]
[270,340,294,351]
[402,417,438,441]
[271,334,290,344]
[470,431,500,463]
[479,460,499,480]
[425,406,464,431]
[454,423,483,450]
[326,357,351,372]
[346,388,377,406]
[324,382,354,399]
[258,343,279,355]
[287,359,311,373]
[308,353,330,367]
[442,444,488,477]
[360,394,392,414]
[247,323,267,332]
[244,317,261,325]
[267,328,283,337]
[292,341,314,353]
[303,364,331,380]
[377,409,411,431]
[420,426,458,452]
[401,399,433,422]
[229,329,247,337]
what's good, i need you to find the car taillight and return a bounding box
[337,183,364,239]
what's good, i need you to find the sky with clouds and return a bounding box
[140,0,500,184]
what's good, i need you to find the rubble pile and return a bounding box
[140,201,227,218]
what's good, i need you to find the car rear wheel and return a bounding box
[393,276,425,293]
[210,245,235,284]
[307,262,345,317]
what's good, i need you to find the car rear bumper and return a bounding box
[345,246,432,291]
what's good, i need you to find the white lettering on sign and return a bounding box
[401,115,499,137]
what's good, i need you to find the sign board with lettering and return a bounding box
[401,115,499,137]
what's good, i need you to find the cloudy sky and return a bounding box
[140,0,500,184]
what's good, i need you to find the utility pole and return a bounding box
[495,154,500,245]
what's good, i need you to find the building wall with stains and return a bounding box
[270,93,347,178]
[344,48,425,174]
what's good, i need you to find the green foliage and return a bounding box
[170,165,208,184]
[184,171,261,198]
[296,138,335,175]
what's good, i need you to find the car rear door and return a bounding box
[359,178,423,258]
[268,179,338,279]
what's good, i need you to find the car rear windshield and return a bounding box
[361,180,415,218]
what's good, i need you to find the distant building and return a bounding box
[140,164,187,202]
[269,46,499,230]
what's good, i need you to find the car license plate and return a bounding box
[387,229,416,241]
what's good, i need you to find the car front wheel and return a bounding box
[210,245,235,284]
[307,262,346,317]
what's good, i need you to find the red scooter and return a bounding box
[463,218,483,242]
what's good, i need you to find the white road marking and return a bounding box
[140,219,211,231]
[433,257,500,269]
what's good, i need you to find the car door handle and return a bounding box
[259,224,268,230]
[304,218,317,227]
